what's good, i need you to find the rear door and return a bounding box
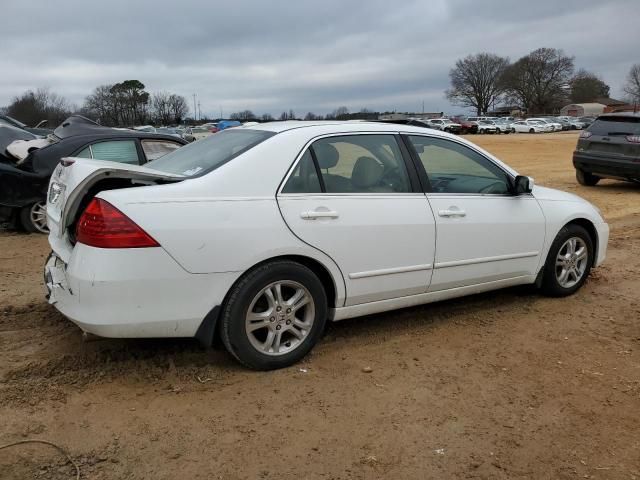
[277,133,436,306]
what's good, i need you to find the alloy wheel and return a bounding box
[30,202,49,233]
[555,237,588,288]
[245,280,315,356]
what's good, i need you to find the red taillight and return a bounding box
[626,135,640,143]
[76,198,159,248]
[580,131,592,139]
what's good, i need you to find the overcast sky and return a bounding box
[2,0,639,118]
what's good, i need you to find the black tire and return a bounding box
[19,201,49,234]
[540,224,594,297]
[576,169,600,186]
[511,128,516,133]
[220,260,328,370]
[529,128,535,133]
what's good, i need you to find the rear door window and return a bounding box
[76,140,140,164]
[311,135,411,193]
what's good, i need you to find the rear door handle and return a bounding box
[438,209,466,218]
[301,210,339,220]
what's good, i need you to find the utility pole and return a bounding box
[198,101,201,121]
[192,94,197,123]
[220,106,223,119]
[422,100,424,116]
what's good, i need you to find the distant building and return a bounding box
[560,103,607,117]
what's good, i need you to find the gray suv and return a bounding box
[573,113,640,186]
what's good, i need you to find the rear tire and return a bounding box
[19,201,48,234]
[220,260,328,370]
[576,169,600,186]
[540,224,593,297]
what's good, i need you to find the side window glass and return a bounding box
[408,136,510,195]
[141,140,182,162]
[282,150,322,194]
[312,135,410,193]
[76,146,92,158]
[89,140,139,164]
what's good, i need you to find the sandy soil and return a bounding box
[1,132,639,479]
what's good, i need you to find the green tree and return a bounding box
[569,69,610,103]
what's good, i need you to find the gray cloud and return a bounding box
[2,0,639,117]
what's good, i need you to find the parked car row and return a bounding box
[133,120,243,143]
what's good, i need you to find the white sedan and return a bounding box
[513,120,551,133]
[45,122,609,370]
[529,118,563,132]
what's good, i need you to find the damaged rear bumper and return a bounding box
[44,245,239,340]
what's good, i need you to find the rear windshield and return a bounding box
[147,129,274,177]
[589,116,640,136]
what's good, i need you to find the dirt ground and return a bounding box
[1,132,639,479]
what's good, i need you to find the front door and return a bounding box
[277,134,436,306]
[404,134,546,291]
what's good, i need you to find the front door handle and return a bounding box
[301,210,340,220]
[438,209,466,218]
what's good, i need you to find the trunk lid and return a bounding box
[46,157,184,242]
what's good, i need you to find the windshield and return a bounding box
[147,128,275,177]
[588,116,640,136]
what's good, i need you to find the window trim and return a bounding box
[277,131,423,197]
[400,133,519,197]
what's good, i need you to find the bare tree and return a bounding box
[279,110,296,120]
[5,87,72,126]
[167,94,189,124]
[623,64,640,103]
[229,110,257,121]
[569,69,610,103]
[304,112,323,120]
[502,48,574,114]
[445,53,510,115]
[261,113,274,121]
[151,91,172,125]
[331,106,349,119]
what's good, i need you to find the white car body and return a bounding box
[44,121,608,365]
[513,120,551,133]
[476,121,497,133]
[6,137,55,162]
[189,127,214,141]
[529,118,562,132]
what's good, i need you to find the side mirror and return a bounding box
[514,175,534,194]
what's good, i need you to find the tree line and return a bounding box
[446,48,640,116]
[3,60,639,128]
[0,80,189,128]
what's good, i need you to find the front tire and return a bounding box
[540,225,593,297]
[19,201,48,233]
[220,260,328,370]
[576,169,600,186]
[529,128,535,133]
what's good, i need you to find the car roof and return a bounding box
[240,120,453,135]
[597,112,640,119]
